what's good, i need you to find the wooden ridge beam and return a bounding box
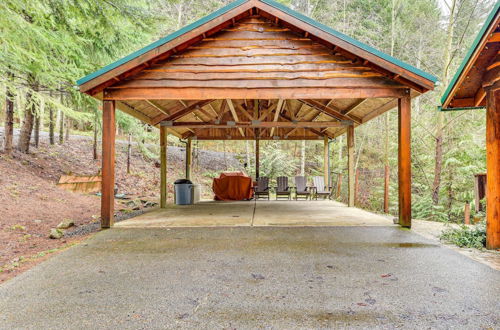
[193,136,324,140]
[160,121,346,129]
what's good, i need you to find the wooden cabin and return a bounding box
[440,2,500,249]
[77,0,437,229]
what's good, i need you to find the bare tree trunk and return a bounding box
[65,117,70,141]
[127,133,132,174]
[93,113,98,160]
[338,135,343,163]
[414,36,424,113]
[3,74,15,155]
[446,169,454,221]
[384,0,397,213]
[39,98,45,132]
[34,111,40,148]
[49,98,55,145]
[300,140,306,176]
[58,92,64,144]
[432,0,456,205]
[176,2,184,29]
[18,76,37,153]
[59,112,64,144]
[432,123,444,204]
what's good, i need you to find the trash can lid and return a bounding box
[174,179,193,184]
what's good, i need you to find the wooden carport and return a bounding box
[77,0,437,229]
[440,2,499,249]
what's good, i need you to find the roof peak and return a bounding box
[78,0,436,92]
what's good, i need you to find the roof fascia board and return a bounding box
[438,105,485,112]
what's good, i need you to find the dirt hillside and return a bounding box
[0,130,241,282]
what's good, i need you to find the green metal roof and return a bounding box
[440,1,500,109]
[77,0,438,87]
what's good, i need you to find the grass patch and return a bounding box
[440,223,486,249]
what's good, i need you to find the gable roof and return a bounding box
[440,1,500,111]
[77,0,437,93]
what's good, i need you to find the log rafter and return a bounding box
[154,99,215,124]
[298,99,359,123]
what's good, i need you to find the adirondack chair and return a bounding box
[254,176,270,200]
[312,176,333,200]
[294,176,311,200]
[276,176,291,200]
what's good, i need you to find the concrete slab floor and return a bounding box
[116,200,393,228]
[0,227,499,329]
[115,201,255,228]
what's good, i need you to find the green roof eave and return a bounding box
[438,105,485,112]
[76,0,249,86]
[261,0,438,84]
[440,1,500,108]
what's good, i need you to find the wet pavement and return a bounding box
[0,226,499,329]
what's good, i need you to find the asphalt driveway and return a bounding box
[0,226,499,329]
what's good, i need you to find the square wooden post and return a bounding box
[347,125,355,207]
[398,93,412,228]
[186,137,192,180]
[485,86,500,249]
[160,126,168,208]
[324,136,329,187]
[255,139,260,179]
[101,100,115,228]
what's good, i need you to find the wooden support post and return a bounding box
[186,137,192,180]
[255,139,260,179]
[347,125,355,207]
[336,173,342,199]
[160,126,168,208]
[398,94,412,228]
[324,136,329,187]
[101,100,115,228]
[464,202,471,225]
[485,87,500,249]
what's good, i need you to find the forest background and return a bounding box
[0,0,496,223]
